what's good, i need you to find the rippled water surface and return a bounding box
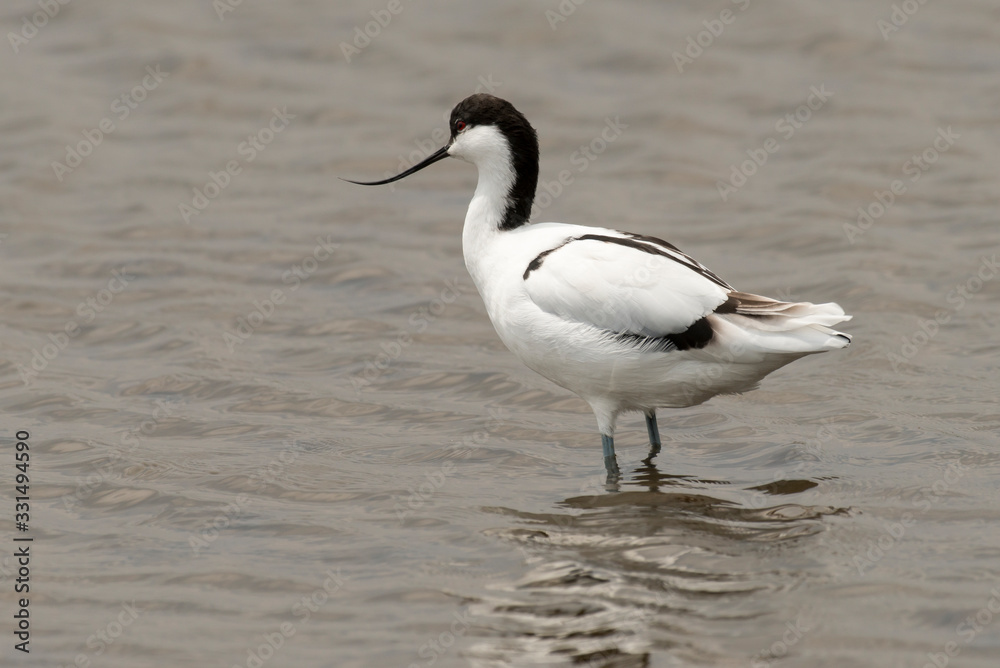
[2,1,1000,666]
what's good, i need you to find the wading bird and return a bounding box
[346,94,851,481]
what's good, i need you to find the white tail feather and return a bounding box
[711,292,852,357]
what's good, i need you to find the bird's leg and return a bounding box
[644,411,661,463]
[644,411,661,446]
[601,434,620,482]
[592,404,621,487]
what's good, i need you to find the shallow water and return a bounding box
[2,0,1000,666]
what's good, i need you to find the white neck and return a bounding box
[452,126,517,284]
[461,173,509,295]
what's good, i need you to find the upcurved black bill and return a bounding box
[341,144,451,186]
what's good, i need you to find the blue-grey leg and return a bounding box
[645,411,661,447]
[644,411,661,463]
[602,434,620,480]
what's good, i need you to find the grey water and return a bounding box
[2,1,999,666]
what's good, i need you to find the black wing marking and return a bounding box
[522,241,570,280]
[522,231,734,353]
[523,232,732,290]
[612,315,715,352]
[622,233,734,290]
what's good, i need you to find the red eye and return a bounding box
[456,120,466,132]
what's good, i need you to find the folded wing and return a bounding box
[522,233,731,342]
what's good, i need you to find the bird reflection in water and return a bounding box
[467,448,848,667]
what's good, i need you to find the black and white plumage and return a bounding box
[346,94,851,480]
